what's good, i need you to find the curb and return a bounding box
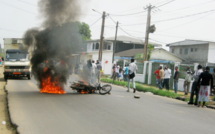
[176,97,215,110]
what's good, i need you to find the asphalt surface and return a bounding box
[6,76,215,134]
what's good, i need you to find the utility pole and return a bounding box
[144,5,152,61]
[112,21,119,63]
[98,11,106,61]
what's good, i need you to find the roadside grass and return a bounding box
[101,78,215,107]
[101,78,182,99]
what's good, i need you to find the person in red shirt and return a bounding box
[154,67,162,89]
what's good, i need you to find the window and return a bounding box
[104,42,111,50]
[92,43,99,51]
[180,48,182,54]
[171,48,174,53]
[12,39,17,44]
[93,43,95,50]
[184,48,188,55]
[195,48,198,52]
[96,43,99,50]
[191,48,193,52]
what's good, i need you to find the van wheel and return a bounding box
[4,76,7,81]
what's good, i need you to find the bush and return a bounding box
[101,78,181,99]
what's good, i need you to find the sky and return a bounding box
[1,0,215,49]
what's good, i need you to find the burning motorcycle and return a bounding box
[70,80,112,95]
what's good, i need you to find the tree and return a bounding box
[78,22,91,40]
[134,44,154,61]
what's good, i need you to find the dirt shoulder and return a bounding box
[0,66,16,134]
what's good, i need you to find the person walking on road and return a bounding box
[173,66,179,93]
[188,64,203,105]
[162,66,171,90]
[127,59,138,93]
[197,66,213,107]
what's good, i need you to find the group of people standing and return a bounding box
[0,57,4,65]
[112,59,138,93]
[187,65,214,107]
[154,66,175,91]
[154,64,214,107]
[84,59,102,85]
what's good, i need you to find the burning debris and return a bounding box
[24,0,84,94]
[70,80,96,94]
[70,80,112,95]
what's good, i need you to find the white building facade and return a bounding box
[167,39,215,65]
[80,40,114,75]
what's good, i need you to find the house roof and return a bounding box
[115,49,143,57]
[115,48,185,61]
[166,39,215,47]
[151,48,186,61]
[90,35,162,47]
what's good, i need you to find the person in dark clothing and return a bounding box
[188,65,203,105]
[173,66,179,93]
[197,66,213,107]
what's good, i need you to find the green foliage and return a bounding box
[134,44,154,61]
[0,53,4,57]
[116,60,124,67]
[78,22,91,40]
[101,78,181,98]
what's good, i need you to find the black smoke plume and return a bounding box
[24,0,83,90]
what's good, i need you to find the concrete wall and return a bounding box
[170,44,209,63]
[84,41,114,75]
[90,51,113,75]
[178,79,193,92]
[208,42,215,63]
[3,38,25,51]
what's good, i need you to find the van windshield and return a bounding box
[6,52,28,61]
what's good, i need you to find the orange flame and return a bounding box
[40,76,66,94]
[80,90,89,94]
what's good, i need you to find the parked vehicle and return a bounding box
[4,49,31,80]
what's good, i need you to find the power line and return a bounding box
[118,26,145,40]
[1,1,36,14]
[156,0,176,8]
[108,15,117,24]
[149,38,168,45]
[118,9,215,26]
[108,14,145,40]
[90,17,102,26]
[120,22,146,27]
[109,10,146,17]
[156,0,215,14]
[158,11,214,32]
[15,0,37,7]
[153,9,215,23]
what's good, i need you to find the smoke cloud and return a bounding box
[24,0,84,90]
[39,0,81,28]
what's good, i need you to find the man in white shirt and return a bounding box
[188,64,203,105]
[162,66,171,90]
[127,59,138,93]
[91,60,97,85]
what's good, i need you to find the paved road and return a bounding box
[6,76,215,134]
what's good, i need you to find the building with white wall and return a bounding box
[81,36,162,75]
[167,39,215,65]
[80,40,113,75]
